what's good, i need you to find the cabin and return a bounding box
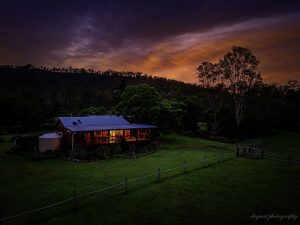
[57,115,157,150]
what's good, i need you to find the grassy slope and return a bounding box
[263,131,300,157]
[0,133,299,225]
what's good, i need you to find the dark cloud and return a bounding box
[0,0,300,82]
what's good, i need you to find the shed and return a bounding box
[39,132,62,152]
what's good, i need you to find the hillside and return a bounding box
[0,65,200,128]
[1,64,300,137]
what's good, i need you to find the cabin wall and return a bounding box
[56,121,71,146]
[78,129,153,145]
[56,121,155,149]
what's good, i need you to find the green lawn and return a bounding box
[239,130,300,158]
[263,131,300,157]
[0,133,299,225]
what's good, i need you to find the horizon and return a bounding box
[0,63,297,86]
[1,0,300,84]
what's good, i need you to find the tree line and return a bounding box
[0,46,299,138]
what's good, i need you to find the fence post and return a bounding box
[183,160,187,173]
[219,152,223,162]
[204,156,208,168]
[288,154,292,164]
[157,168,160,182]
[261,149,264,159]
[236,147,240,157]
[125,177,128,193]
[73,190,78,209]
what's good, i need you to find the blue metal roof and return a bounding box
[58,115,156,132]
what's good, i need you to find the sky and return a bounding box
[1,0,300,84]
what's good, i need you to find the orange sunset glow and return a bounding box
[1,1,300,83]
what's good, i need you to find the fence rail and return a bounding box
[0,152,234,224]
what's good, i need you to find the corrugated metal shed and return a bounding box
[58,115,156,132]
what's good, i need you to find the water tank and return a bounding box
[38,133,62,153]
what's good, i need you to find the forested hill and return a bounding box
[0,65,200,128]
[1,64,299,136]
[0,65,198,94]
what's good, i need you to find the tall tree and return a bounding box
[202,88,224,137]
[220,46,262,132]
[196,46,262,136]
[197,62,224,137]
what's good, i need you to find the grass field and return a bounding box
[0,132,299,225]
[263,131,300,157]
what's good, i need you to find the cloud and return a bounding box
[0,0,300,83]
[78,13,299,84]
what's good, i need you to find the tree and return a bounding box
[196,61,221,88]
[196,46,262,136]
[79,106,107,115]
[116,83,185,131]
[220,46,262,132]
[202,88,225,137]
[156,99,186,132]
[197,62,224,137]
[116,84,162,123]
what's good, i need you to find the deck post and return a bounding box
[236,147,240,157]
